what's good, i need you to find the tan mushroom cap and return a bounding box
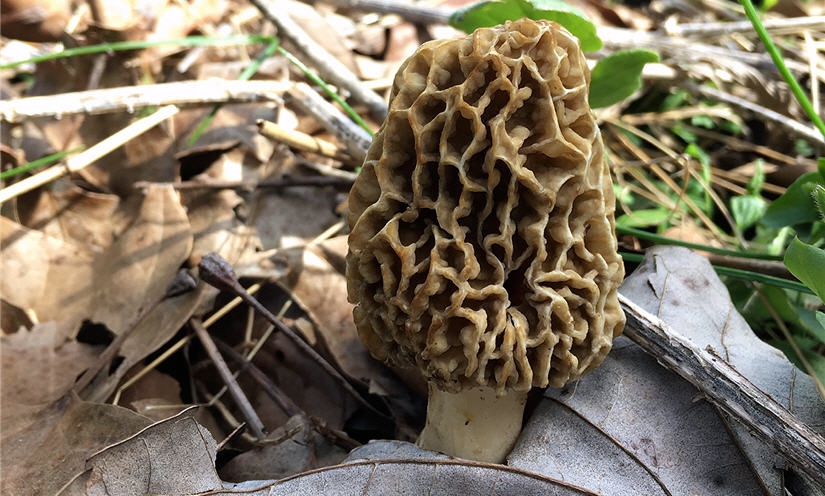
[347,18,625,395]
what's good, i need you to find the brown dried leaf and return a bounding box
[80,407,222,495]
[0,216,95,331]
[219,414,349,483]
[17,185,121,251]
[0,393,151,496]
[1,322,100,434]
[279,241,375,382]
[90,184,192,334]
[0,0,69,42]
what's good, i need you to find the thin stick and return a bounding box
[214,338,303,418]
[0,105,179,204]
[685,83,825,146]
[247,0,388,120]
[322,0,453,25]
[286,82,372,162]
[197,252,387,418]
[0,80,288,123]
[597,26,807,74]
[191,317,267,439]
[665,15,825,37]
[257,119,358,165]
[111,283,263,406]
[619,293,825,489]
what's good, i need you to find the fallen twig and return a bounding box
[192,317,267,439]
[0,105,180,204]
[322,0,452,25]
[249,0,388,120]
[0,80,288,123]
[664,15,825,37]
[686,82,825,146]
[619,293,825,489]
[286,82,372,162]
[257,118,359,166]
[213,336,303,418]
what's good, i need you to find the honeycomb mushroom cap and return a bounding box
[347,18,625,395]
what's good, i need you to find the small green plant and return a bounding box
[738,0,825,388]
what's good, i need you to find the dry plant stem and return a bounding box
[214,338,303,417]
[0,105,179,204]
[191,317,267,439]
[704,253,793,280]
[296,157,360,182]
[286,83,372,162]
[257,119,358,165]
[598,26,802,73]
[619,293,825,489]
[322,0,453,24]
[0,81,288,123]
[665,15,825,37]
[417,385,528,463]
[197,252,385,417]
[248,0,387,120]
[685,83,825,146]
[112,284,263,405]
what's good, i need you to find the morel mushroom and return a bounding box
[346,18,625,463]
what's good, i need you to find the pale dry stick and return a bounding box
[685,82,825,146]
[191,316,267,439]
[597,26,811,76]
[214,338,303,418]
[665,15,825,37]
[321,0,453,24]
[256,118,359,166]
[0,80,289,123]
[0,105,179,204]
[286,82,372,163]
[323,0,808,74]
[685,125,817,170]
[247,0,388,120]
[619,293,825,490]
[296,156,360,182]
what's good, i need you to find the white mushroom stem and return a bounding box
[416,384,528,463]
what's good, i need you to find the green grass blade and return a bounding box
[617,225,782,261]
[187,38,280,146]
[0,35,275,70]
[741,0,825,139]
[276,47,373,137]
[0,147,84,180]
